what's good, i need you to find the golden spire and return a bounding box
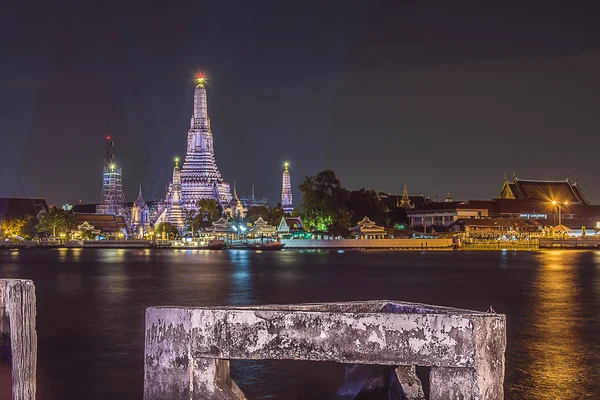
[399,176,413,209]
[196,73,206,88]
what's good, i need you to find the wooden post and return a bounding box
[0,279,37,400]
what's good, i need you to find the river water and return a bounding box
[0,249,598,399]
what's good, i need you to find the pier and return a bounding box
[0,279,37,400]
[145,300,506,399]
[539,238,600,248]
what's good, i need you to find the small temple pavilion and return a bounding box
[350,216,387,239]
[248,217,276,237]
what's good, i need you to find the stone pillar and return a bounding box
[0,279,37,400]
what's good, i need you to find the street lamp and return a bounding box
[551,200,569,227]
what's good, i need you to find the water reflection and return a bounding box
[528,251,588,399]
[228,250,252,306]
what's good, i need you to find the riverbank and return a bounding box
[4,238,599,250]
[1,238,457,250]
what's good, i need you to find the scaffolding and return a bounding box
[96,136,127,215]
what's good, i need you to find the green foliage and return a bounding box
[345,188,389,227]
[36,207,76,237]
[297,170,388,234]
[245,204,285,226]
[197,199,222,228]
[183,209,201,236]
[154,222,179,239]
[298,170,350,233]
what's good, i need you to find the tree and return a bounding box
[36,207,76,238]
[245,206,270,223]
[197,199,222,228]
[345,188,389,227]
[155,222,179,239]
[298,170,349,232]
[183,209,201,238]
[268,203,285,226]
[1,218,26,239]
[21,216,40,240]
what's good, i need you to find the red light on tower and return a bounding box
[105,135,111,141]
[197,73,204,79]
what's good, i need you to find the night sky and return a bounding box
[2,2,600,207]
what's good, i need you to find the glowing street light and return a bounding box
[551,199,568,227]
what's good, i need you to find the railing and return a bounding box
[144,300,506,399]
[0,279,37,400]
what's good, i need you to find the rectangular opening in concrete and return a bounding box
[230,360,433,400]
[230,359,344,400]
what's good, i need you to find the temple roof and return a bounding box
[499,175,589,205]
[249,217,276,234]
[74,213,127,232]
[134,184,147,208]
[0,197,49,219]
[351,216,385,233]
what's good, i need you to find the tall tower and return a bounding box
[166,158,184,229]
[180,73,232,208]
[97,136,127,215]
[398,177,414,209]
[281,162,293,214]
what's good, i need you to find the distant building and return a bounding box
[378,178,431,211]
[74,213,128,235]
[350,216,387,239]
[227,182,247,221]
[130,184,151,237]
[449,218,542,234]
[239,185,269,209]
[97,136,127,216]
[277,216,304,236]
[499,174,589,205]
[165,159,184,229]
[0,197,49,220]
[180,73,232,207]
[406,201,489,229]
[281,162,293,214]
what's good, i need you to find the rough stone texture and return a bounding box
[430,367,475,399]
[395,365,425,400]
[144,301,505,400]
[0,279,37,400]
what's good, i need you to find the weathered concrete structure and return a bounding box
[144,300,506,399]
[0,279,37,400]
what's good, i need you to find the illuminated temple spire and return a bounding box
[97,136,126,215]
[166,157,184,228]
[179,72,232,209]
[281,162,293,214]
[398,176,414,209]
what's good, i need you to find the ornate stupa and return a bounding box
[180,73,232,208]
[281,162,293,214]
[166,158,184,228]
[130,183,150,236]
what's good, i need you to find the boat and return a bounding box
[206,239,226,250]
[255,242,285,250]
[228,241,285,251]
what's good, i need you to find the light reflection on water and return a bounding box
[526,251,588,399]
